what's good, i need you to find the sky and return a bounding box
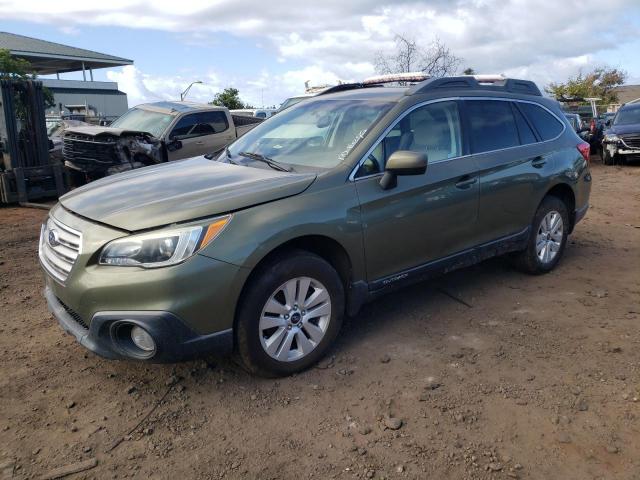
[1,0,640,108]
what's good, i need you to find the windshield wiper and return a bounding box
[238,151,292,172]
[205,146,238,164]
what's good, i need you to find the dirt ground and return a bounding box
[1,159,639,480]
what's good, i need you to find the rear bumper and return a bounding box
[45,286,233,362]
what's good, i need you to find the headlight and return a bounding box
[604,134,620,143]
[99,215,231,268]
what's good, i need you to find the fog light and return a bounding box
[131,326,155,352]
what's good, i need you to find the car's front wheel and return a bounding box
[236,251,344,377]
[512,195,569,275]
[602,147,616,165]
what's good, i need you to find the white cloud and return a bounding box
[106,65,221,106]
[5,0,639,106]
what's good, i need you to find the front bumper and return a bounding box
[45,286,233,362]
[574,203,589,225]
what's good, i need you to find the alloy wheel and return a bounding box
[536,210,563,264]
[259,277,331,362]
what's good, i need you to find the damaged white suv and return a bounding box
[62,101,262,182]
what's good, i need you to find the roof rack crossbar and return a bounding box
[407,76,542,97]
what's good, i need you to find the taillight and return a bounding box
[577,142,590,163]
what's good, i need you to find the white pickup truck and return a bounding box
[62,101,262,181]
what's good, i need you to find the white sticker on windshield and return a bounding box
[337,129,367,162]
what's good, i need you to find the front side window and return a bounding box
[228,99,393,170]
[519,103,564,141]
[355,101,462,178]
[171,112,229,139]
[466,100,520,153]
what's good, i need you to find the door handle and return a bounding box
[195,141,204,145]
[455,176,478,189]
[531,156,546,168]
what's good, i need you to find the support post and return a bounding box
[89,68,94,81]
[82,61,86,81]
[14,168,28,203]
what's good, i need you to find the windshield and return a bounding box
[279,96,309,111]
[110,108,174,137]
[228,98,393,170]
[613,107,640,126]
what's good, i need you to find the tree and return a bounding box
[546,67,627,105]
[462,67,476,75]
[374,34,461,78]
[0,49,34,78]
[0,48,55,108]
[210,87,249,110]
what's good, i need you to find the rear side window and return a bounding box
[466,100,520,153]
[512,104,537,144]
[518,103,563,141]
[198,111,229,134]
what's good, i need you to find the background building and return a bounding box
[609,84,640,111]
[0,31,132,121]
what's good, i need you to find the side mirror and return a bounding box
[605,119,612,127]
[379,150,428,190]
[166,139,183,152]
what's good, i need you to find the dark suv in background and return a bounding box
[41,75,591,376]
[602,103,640,165]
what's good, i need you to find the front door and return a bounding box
[168,111,236,160]
[354,100,480,284]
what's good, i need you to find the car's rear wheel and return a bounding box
[236,250,344,377]
[512,195,569,275]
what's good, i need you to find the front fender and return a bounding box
[198,181,367,282]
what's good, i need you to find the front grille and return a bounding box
[620,134,640,149]
[39,216,82,283]
[63,134,119,168]
[57,298,89,330]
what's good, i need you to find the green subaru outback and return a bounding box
[40,75,591,376]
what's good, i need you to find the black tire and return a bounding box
[511,195,569,275]
[602,148,615,165]
[236,250,345,377]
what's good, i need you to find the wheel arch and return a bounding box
[233,234,356,340]
[543,183,576,232]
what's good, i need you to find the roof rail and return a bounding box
[363,72,431,85]
[316,82,378,96]
[318,72,432,97]
[407,75,542,97]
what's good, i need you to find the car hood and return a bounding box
[60,157,317,231]
[607,123,640,135]
[64,125,153,137]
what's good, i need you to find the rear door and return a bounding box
[167,111,235,160]
[464,99,559,243]
[354,100,480,283]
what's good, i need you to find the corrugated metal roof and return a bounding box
[614,85,640,105]
[0,31,132,64]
